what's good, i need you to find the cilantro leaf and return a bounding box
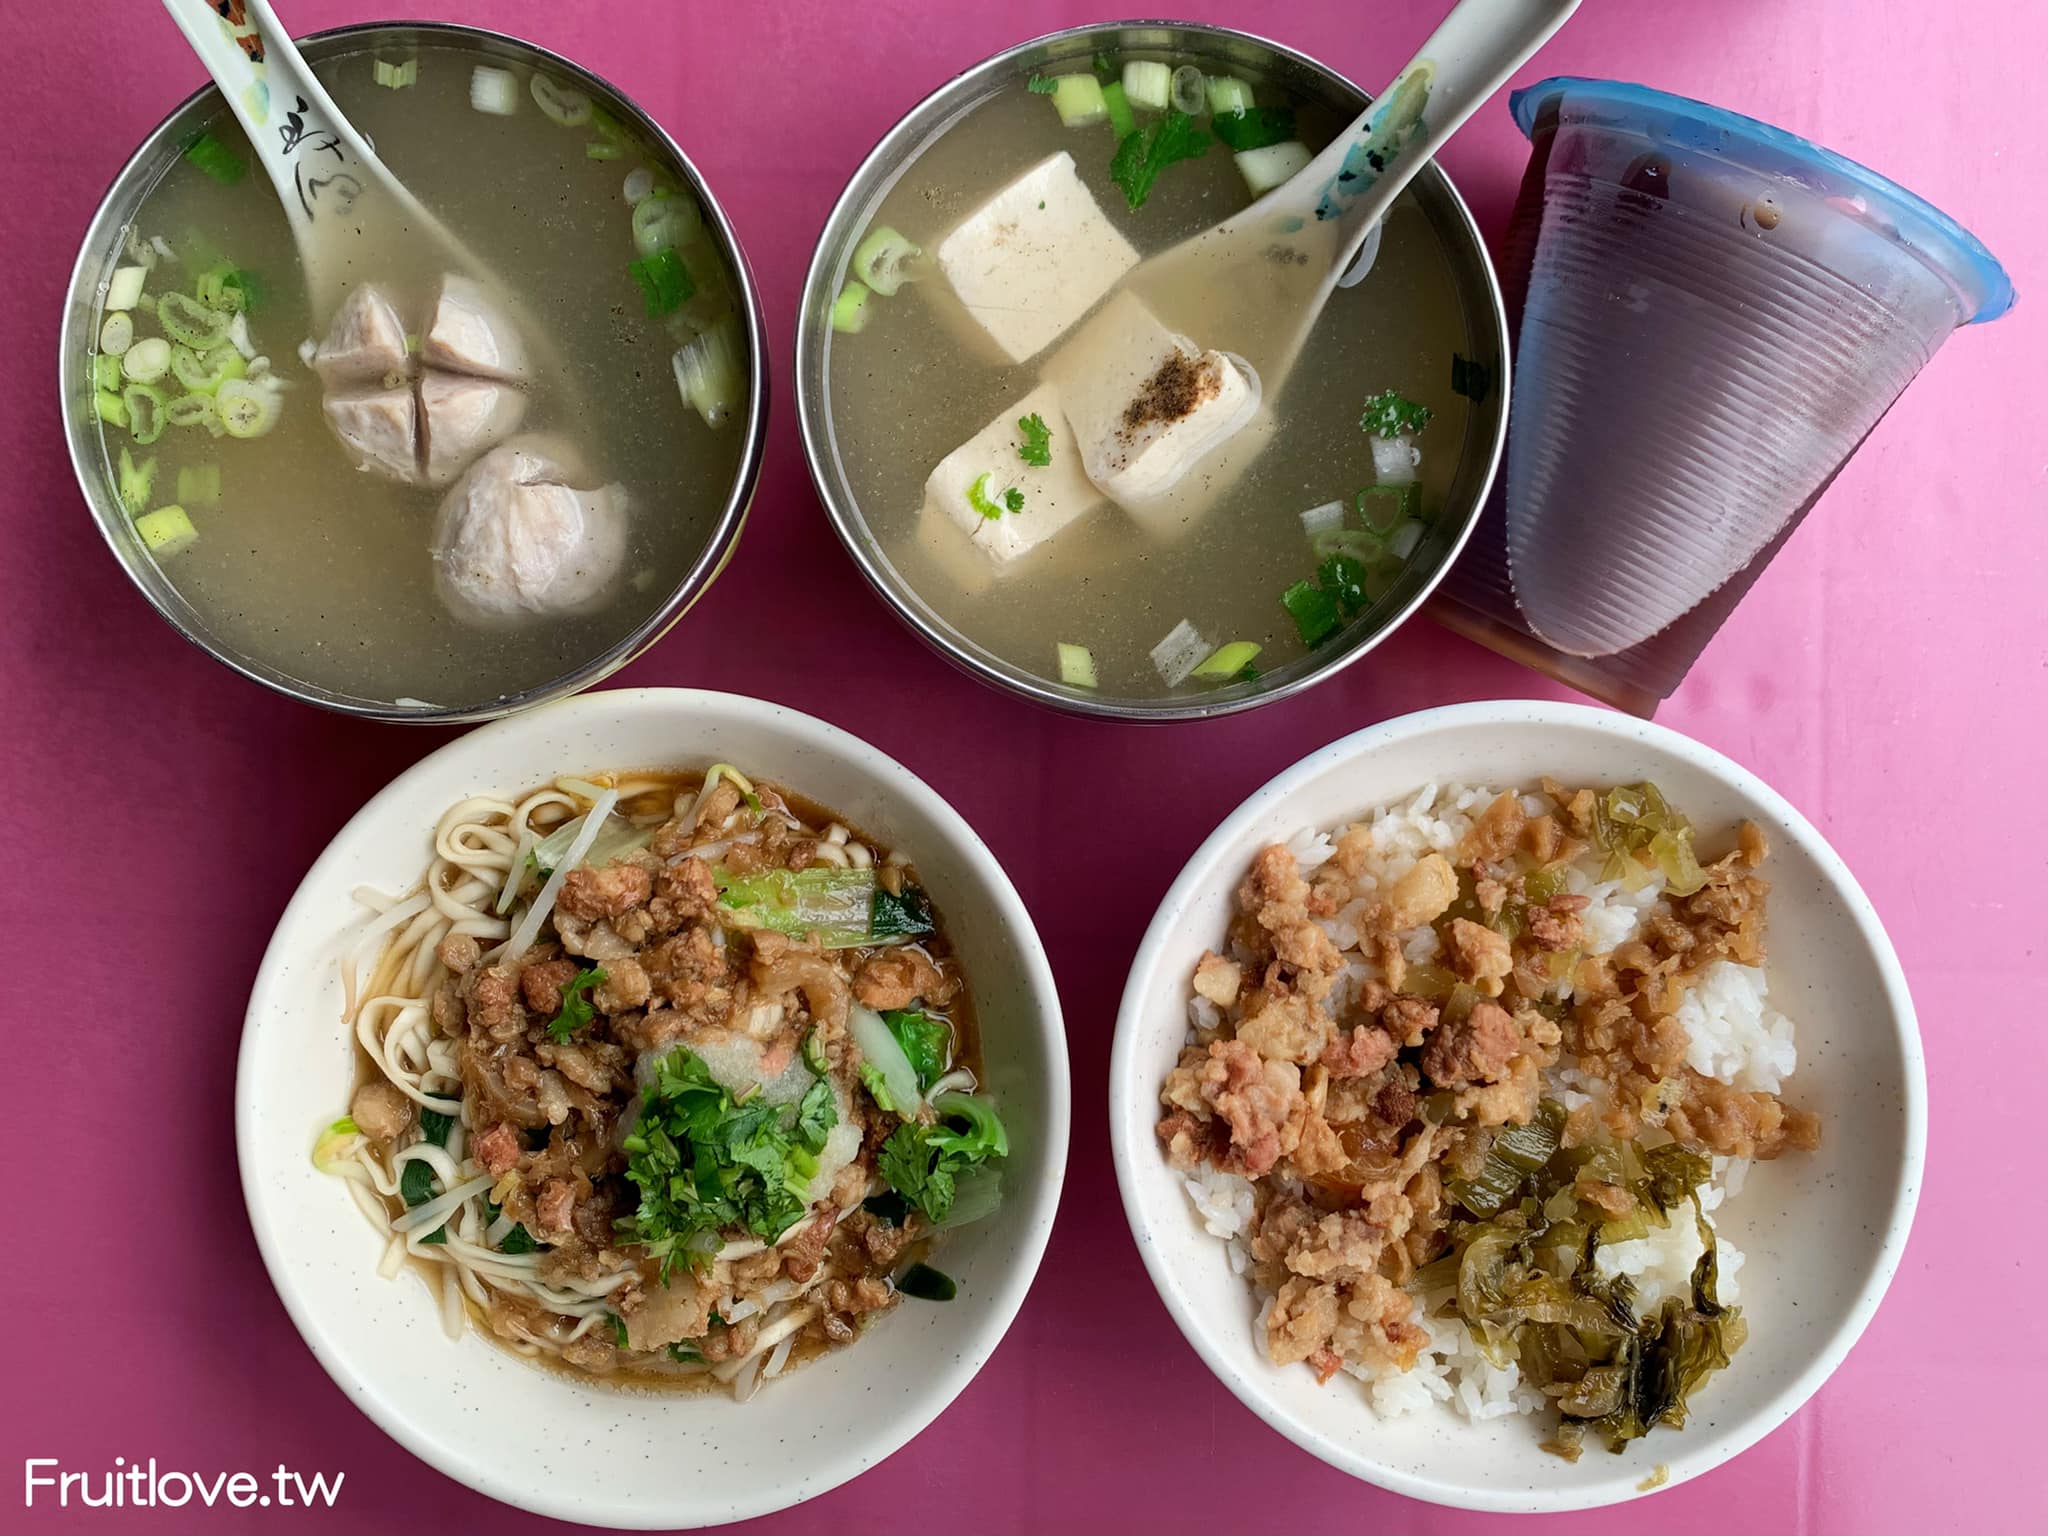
[1212,105,1296,152]
[1359,388,1433,438]
[1317,553,1370,618]
[882,1009,953,1092]
[1109,108,1210,211]
[545,966,607,1044]
[876,1094,1010,1225]
[796,1077,837,1152]
[1002,486,1025,513]
[1016,412,1053,467]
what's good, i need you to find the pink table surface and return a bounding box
[4,1,2042,1531]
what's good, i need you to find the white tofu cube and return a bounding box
[921,381,1102,573]
[1046,291,1261,516]
[936,152,1139,365]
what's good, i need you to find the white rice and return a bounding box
[1677,961,1797,1093]
[1174,780,1792,1424]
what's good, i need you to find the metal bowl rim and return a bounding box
[59,19,770,725]
[792,18,1510,724]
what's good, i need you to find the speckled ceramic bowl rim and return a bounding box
[236,688,1070,1525]
[1107,700,1926,1511]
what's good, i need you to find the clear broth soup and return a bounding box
[824,52,1485,701]
[88,39,747,710]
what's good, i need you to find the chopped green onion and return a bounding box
[94,389,127,428]
[177,463,221,505]
[895,1262,957,1302]
[121,337,171,385]
[1047,74,1108,127]
[213,378,280,439]
[672,314,745,427]
[1026,74,1059,95]
[93,353,123,391]
[530,72,593,126]
[469,65,519,116]
[182,132,246,184]
[1057,642,1098,688]
[171,341,246,395]
[106,266,147,313]
[629,247,695,317]
[1123,60,1172,112]
[1169,65,1207,116]
[585,140,623,160]
[194,263,259,315]
[966,472,1022,519]
[1206,75,1255,116]
[1192,640,1262,680]
[123,384,167,444]
[851,226,922,297]
[1234,141,1312,196]
[1387,518,1426,560]
[117,448,156,516]
[99,312,134,357]
[632,190,703,257]
[1299,498,1346,536]
[1150,618,1212,687]
[1101,80,1136,140]
[829,282,871,334]
[312,1116,361,1170]
[1357,482,1421,532]
[1213,106,1296,153]
[373,56,417,90]
[157,292,228,350]
[135,504,197,557]
[165,394,216,430]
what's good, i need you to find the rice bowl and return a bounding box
[1110,702,1922,1511]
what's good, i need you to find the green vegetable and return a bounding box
[419,1108,456,1147]
[1092,51,1117,81]
[801,1028,829,1077]
[183,131,247,184]
[967,471,1023,519]
[1212,105,1296,152]
[1356,482,1421,533]
[1109,108,1210,211]
[546,967,608,1044]
[629,248,695,317]
[619,1047,817,1279]
[1206,75,1255,116]
[1016,412,1053,467]
[1123,61,1172,112]
[896,1263,956,1302]
[830,282,871,333]
[399,1158,449,1245]
[1057,642,1098,689]
[499,1222,538,1254]
[1359,388,1433,438]
[176,463,221,506]
[852,226,922,297]
[1191,640,1260,681]
[795,1077,837,1152]
[876,1093,1008,1225]
[157,292,229,350]
[1046,74,1108,127]
[93,353,124,392]
[117,449,156,517]
[1281,579,1340,647]
[1101,80,1137,140]
[882,1009,953,1092]
[714,865,934,949]
[122,385,167,445]
[94,389,127,429]
[1448,1099,1568,1218]
[1588,782,1709,896]
[1026,74,1059,95]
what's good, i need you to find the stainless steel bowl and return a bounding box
[795,21,1510,722]
[60,22,767,725]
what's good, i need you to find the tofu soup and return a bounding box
[824,53,1480,699]
[84,40,748,709]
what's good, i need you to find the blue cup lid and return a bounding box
[1511,76,2015,324]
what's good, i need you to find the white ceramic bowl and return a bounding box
[1109,700,1923,1512]
[238,688,1070,1527]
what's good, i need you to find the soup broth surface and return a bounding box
[93,42,744,708]
[824,57,1478,699]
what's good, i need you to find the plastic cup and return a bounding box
[1497,78,2014,658]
